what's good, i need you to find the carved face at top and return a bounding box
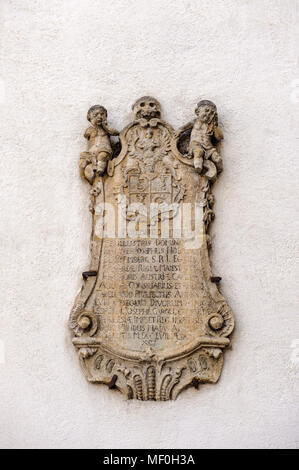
[132,96,161,120]
[195,101,216,124]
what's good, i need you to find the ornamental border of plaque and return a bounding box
[69,96,235,401]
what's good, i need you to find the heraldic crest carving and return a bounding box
[70,96,234,400]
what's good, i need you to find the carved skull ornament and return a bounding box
[132,96,161,120]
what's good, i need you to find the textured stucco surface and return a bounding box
[0,0,298,449]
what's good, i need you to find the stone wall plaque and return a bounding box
[69,97,234,400]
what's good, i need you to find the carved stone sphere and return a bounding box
[208,314,224,331]
[78,315,91,329]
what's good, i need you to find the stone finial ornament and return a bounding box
[69,97,234,400]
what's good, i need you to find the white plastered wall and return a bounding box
[0,0,298,449]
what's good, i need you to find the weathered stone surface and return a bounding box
[69,96,234,400]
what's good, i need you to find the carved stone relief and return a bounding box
[69,96,234,400]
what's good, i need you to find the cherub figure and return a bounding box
[189,100,223,174]
[79,105,118,184]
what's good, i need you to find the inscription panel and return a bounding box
[97,238,206,351]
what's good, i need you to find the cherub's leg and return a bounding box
[96,152,110,175]
[79,152,90,169]
[193,147,204,172]
[84,164,95,184]
[211,150,223,173]
[97,160,107,175]
[203,160,217,182]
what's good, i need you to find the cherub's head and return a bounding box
[87,105,107,127]
[195,100,217,124]
[132,96,161,120]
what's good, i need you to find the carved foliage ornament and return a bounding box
[70,96,234,400]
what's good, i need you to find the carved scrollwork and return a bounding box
[207,303,234,338]
[72,337,228,400]
[78,347,98,359]
[94,353,104,370]
[176,128,193,157]
[69,309,98,337]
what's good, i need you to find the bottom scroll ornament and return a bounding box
[72,336,229,400]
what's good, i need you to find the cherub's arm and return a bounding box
[107,128,119,136]
[84,126,93,140]
[79,127,94,170]
[102,122,119,137]
[174,120,194,139]
[213,126,223,141]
